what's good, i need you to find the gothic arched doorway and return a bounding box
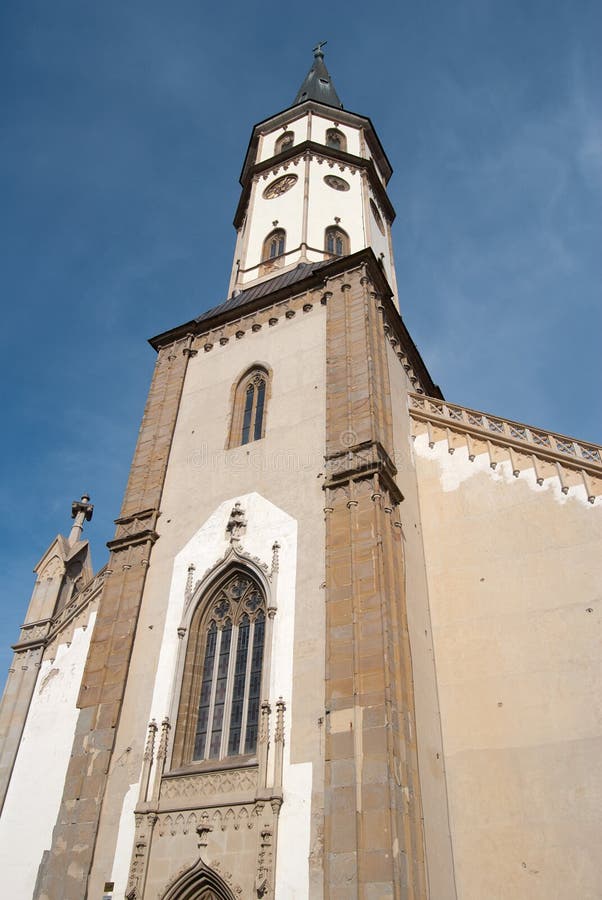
[161,860,236,900]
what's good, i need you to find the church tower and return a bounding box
[2,46,602,900]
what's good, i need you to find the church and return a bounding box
[0,47,600,900]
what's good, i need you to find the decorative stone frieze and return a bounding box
[106,507,160,552]
[409,392,602,502]
[323,439,403,505]
[125,698,286,900]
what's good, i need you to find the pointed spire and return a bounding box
[293,42,343,109]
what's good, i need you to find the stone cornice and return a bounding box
[149,251,372,349]
[148,251,442,400]
[233,139,395,229]
[409,392,602,501]
[107,507,161,552]
[238,99,393,186]
[323,439,403,506]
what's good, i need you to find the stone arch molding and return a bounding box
[181,541,276,629]
[167,501,281,765]
[161,858,238,900]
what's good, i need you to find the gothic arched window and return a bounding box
[260,228,286,274]
[325,128,346,152]
[325,226,350,257]
[229,366,269,448]
[262,228,285,261]
[174,571,267,766]
[275,131,294,154]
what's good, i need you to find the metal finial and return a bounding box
[313,40,327,58]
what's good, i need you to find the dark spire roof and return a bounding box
[293,42,343,109]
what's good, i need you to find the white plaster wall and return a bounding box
[0,616,96,900]
[306,162,364,255]
[414,435,602,900]
[110,493,311,898]
[242,111,383,285]
[311,114,361,157]
[259,115,310,163]
[243,156,305,276]
[367,193,393,280]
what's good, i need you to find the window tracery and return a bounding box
[275,131,294,154]
[325,128,346,152]
[229,367,269,448]
[174,570,268,766]
[260,228,286,274]
[324,225,350,257]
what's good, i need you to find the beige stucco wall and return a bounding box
[88,305,329,898]
[414,435,602,900]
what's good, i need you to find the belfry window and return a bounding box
[175,571,267,764]
[263,228,285,261]
[228,366,270,448]
[325,128,346,152]
[260,228,286,275]
[275,131,294,154]
[325,226,350,257]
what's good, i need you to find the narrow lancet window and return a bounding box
[229,366,270,448]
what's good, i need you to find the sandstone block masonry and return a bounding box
[35,337,194,900]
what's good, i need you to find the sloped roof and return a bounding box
[194,261,332,326]
[293,45,343,109]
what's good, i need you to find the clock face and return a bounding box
[324,174,350,192]
[263,174,298,198]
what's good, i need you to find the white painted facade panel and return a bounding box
[259,115,309,163]
[242,157,305,280]
[367,192,394,282]
[110,494,312,899]
[0,617,95,900]
[306,163,364,255]
[311,113,362,157]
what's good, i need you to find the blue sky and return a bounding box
[1,1,601,674]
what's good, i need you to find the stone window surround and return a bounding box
[172,569,267,767]
[227,363,272,449]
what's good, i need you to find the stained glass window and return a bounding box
[191,573,267,762]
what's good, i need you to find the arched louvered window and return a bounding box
[260,228,286,274]
[228,366,269,448]
[174,571,267,765]
[263,228,285,261]
[325,226,350,257]
[275,131,294,154]
[325,128,346,152]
